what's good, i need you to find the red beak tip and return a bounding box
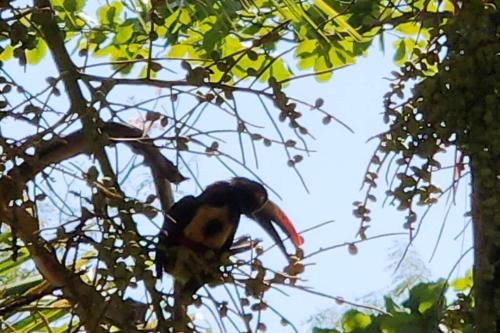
[292,235,303,247]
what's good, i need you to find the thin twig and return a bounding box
[304,232,407,260]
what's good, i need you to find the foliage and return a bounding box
[0,0,476,332]
[313,271,474,333]
[352,1,498,330]
[355,0,498,236]
[0,232,73,332]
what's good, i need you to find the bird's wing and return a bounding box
[156,195,199,277]
[161,195,199,238]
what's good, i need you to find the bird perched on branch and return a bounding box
[155,177,303,297]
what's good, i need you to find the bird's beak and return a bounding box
[252,200,303,257]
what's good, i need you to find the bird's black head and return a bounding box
[230,177,268,215]
[230,177,303,257]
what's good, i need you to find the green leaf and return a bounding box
[404,280,446,314]
[179,8,192,25]
[380,312,424,333]
[384,296,398,314]
[442,0,456,12]
[26,38,47,64]
[314,55,332,82]
[114,23,134,44]
[0,231,12,244]
[295,39,318,57]
[297,55,316,70]
[451,269,473,291]
[270,58,292,82]
[313,328,340,333]
[63,0,84,12]
[97,2,123,26]
[3,275,45,297]
[222,35,244,55]
[168,44,195,58]
[395,22,421,36]
[0,45,14,61]
[342,310,372,332]
[51,0,64,8]
[393,39,406,65]
[328,41,355,67]
[313,0,364,42]
[89,31,107,45]
[13,301,70,331]
[164,9,182,33]
[0,248,31,275]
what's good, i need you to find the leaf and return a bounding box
[393,39,406,65]
[342,310,372,331]
[26,38,47,64]
[2,275,46,297]
[270,58,292,82]
[314,56,332,82]
[329,40,355,67]
[222,35,244,55]
[395,22,421,36]
[313,328,340,333]
[384,296,398,314]
[380,312,424,333]
[442,0,456,12]
[114,23,134,44]
[179,8,192,25]
[13,300,70,331]
[403,280,446,314]
[295,39,318,57]
[0,248,31,275]
[313,0,364,42]
[164,9,182,33]
[97,1,123,26]
[0,231,12,244]
[168,44,195,58]
[90,31,107,45]
[0,45,14,61]
[451,269,473,291]
[297,55,316,70]
[63,0,84,12]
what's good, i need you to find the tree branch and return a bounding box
[1,120,187,328]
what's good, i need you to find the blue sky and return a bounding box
[0,8,473,332]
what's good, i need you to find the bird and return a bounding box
[155,177,303,298]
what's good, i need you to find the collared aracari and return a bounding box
[155,177,303,295]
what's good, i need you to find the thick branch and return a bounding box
[17,122,186,186]
[9,206,139,332]
[80,73,275,99]
[0,122,183,331]
[32,1,87,114]
[27,3,184,329]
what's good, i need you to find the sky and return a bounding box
[0,5,474,332]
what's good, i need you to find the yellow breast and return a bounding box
[182,205,234,249]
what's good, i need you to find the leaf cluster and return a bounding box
[355,1,498,237]
[314,272,474,333]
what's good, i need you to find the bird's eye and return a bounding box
[260,194,267,204]
[256,190,267,206]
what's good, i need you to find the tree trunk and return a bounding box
[458,2,500,331]
[471,153,500,332]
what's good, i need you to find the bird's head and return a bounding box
[231,177,268,215]
[231,177,303,256]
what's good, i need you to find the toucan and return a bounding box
[155,177,303,297]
